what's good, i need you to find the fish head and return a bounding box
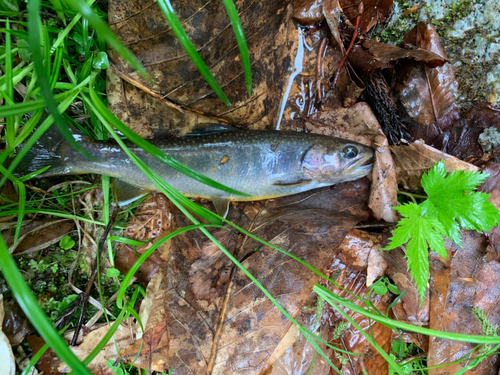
[302,141,374,184]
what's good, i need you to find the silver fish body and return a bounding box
[17,126,373,214]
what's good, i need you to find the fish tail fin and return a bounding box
[15,124,87,178]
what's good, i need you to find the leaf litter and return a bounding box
[11,0,500,374]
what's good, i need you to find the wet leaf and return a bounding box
[428,234,500,374]
[392,23,459,133]
[349,38,446,76]
[320,230,393,375]
[433,103,500,160]
[339,0,394,34]
[115,193,174,284]
[120,177,371,374]
[390,140,479,191]
[2,219,74,254]
[108,0,296,131]
[2,300,31,346]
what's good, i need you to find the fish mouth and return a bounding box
[343,154,374,180]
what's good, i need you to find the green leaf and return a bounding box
[387,160,500,303]
[92,51,109,69]
[373,284,388,296]
[387,283,401,295]
[106,268,120,278]
[17,38,32,61]
[422,161,500,243]
[59,236,75,250]
[385,202,447,301]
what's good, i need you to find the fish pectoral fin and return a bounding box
[211,197,230,218]
[272,179,313,187]
[183,123,240,137]
[113,179,150,206]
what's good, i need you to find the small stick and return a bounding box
[316,36,329,111]
[330,2,364,88]
[71,207,118,346]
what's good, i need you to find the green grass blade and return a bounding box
[51,0,97,51]
[27,0,93,159]
[87,80,250,198]
[4,19,15,148]
[50,45,64,89]
[64,0,152,82]
[221,0,251,96]
[314,284,500,344]
[323,296,405,374]
[156,0,231,106]
[80,308,129,367]
[0,89,81,190]
[0,235,92,374]
[0,61,31,93]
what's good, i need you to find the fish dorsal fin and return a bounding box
[212,197,230,218]
[183,123,240,137]
[113,179,150,206]
[272,179,313,187]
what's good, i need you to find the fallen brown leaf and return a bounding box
[2,219,74,254]
[320,230,393,375]
[54,319,135,374]
[115,192,174,284]
[390,140,479,191]
[339,0,394,34]
[121,178,371,374]
[392,23,459,132]
[349,38,446,76]
[428,234,500,374]
[109,0,297,131]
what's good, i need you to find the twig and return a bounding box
[331,2,364,88]
[70,207,118,346]
[316,36,328,111]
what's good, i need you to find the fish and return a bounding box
[15,124,374,217]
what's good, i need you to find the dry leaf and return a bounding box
[54,319,135,374]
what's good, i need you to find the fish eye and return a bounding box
[342,145,359,159]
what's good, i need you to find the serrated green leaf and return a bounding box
[420,160,500,244]
[389,161,500,303]
[385,203,446,302]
